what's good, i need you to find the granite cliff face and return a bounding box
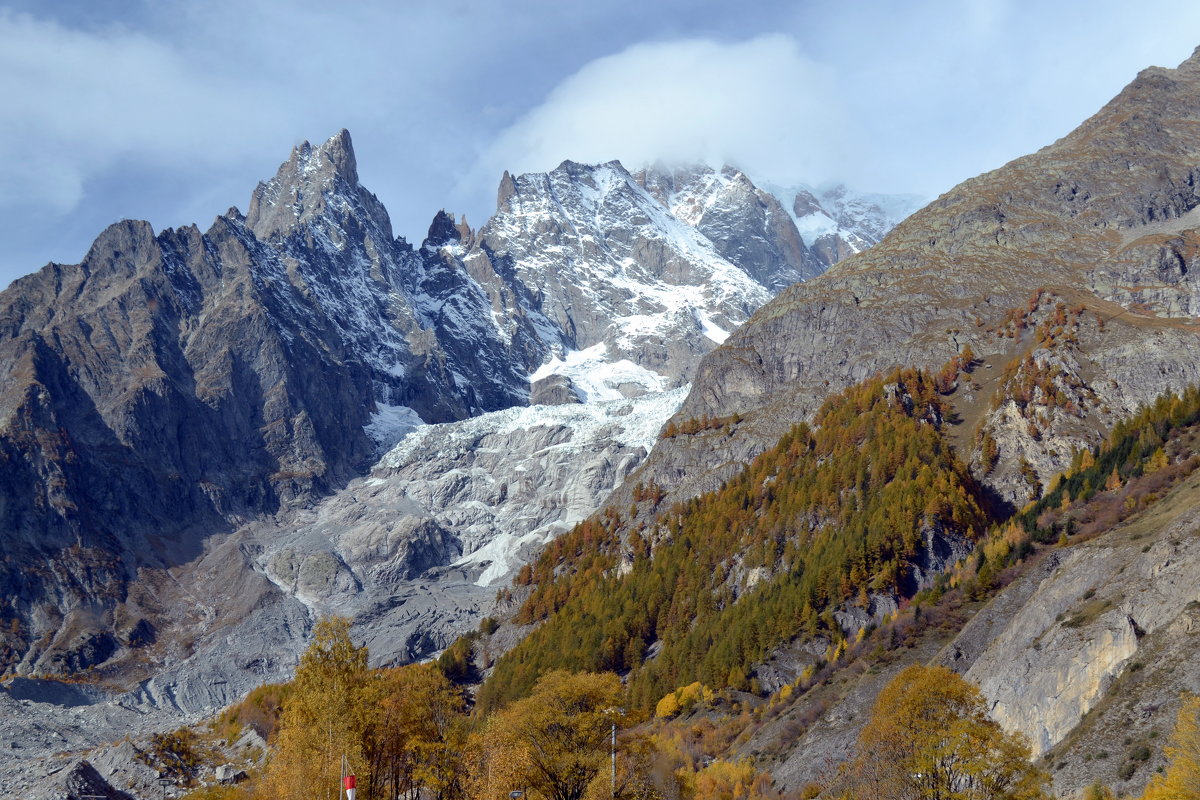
[631,48,1200,512]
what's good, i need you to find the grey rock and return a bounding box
[530,373,583,405]
[932,468,1200,797]
[635,164,824,289]
[60,760,134,800]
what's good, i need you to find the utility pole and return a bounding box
[611,720,616,800]
[603,706,623,800]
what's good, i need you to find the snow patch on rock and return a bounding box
[530,344,669,401]
[365,403,425,451]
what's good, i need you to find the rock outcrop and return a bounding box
[933,466,1200,795]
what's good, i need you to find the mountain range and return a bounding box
[481,47,1200,799]
[0,122,913,796]
[7,41,1200,800]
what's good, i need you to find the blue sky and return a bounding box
[2,0,1200,287]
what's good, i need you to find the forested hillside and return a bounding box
[134,369,1200,800]
[479,364,989,711]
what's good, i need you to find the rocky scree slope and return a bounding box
[629,47,1200,514]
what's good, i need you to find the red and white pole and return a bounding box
[343,774,356,800]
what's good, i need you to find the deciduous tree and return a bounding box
[1142,693,1200,800]
[837,665,1047,800]
[483,670,624,800]
[265,617,373,800]
[363,663,466,800]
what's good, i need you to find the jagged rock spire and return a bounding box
[245,128,384,242]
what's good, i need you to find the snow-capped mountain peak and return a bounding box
[471,159,787,397]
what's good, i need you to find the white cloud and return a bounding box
[462,35,856,202]
[0,10,288,212]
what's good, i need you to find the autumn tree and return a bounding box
[363,663,466,800]
[837,665,1048,800]
[482,670,625,800]
[1081,783,1116,800]
[1142,693,1200,800]
[688,760,778,800]
[265,617,373,800]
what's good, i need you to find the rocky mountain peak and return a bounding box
[245,128,388,242]
[315,127,358,183]
[496,170,518,213]
[424,210,463,249]
[286,127,359,186]
[79,218,158,276]
[1146,44,1200,79]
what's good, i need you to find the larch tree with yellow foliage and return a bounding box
[361,663,466,800]
[1142,693,1200,800]
[835,665,1048,800]
[481,670,625,800]
[265,617,374,800]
